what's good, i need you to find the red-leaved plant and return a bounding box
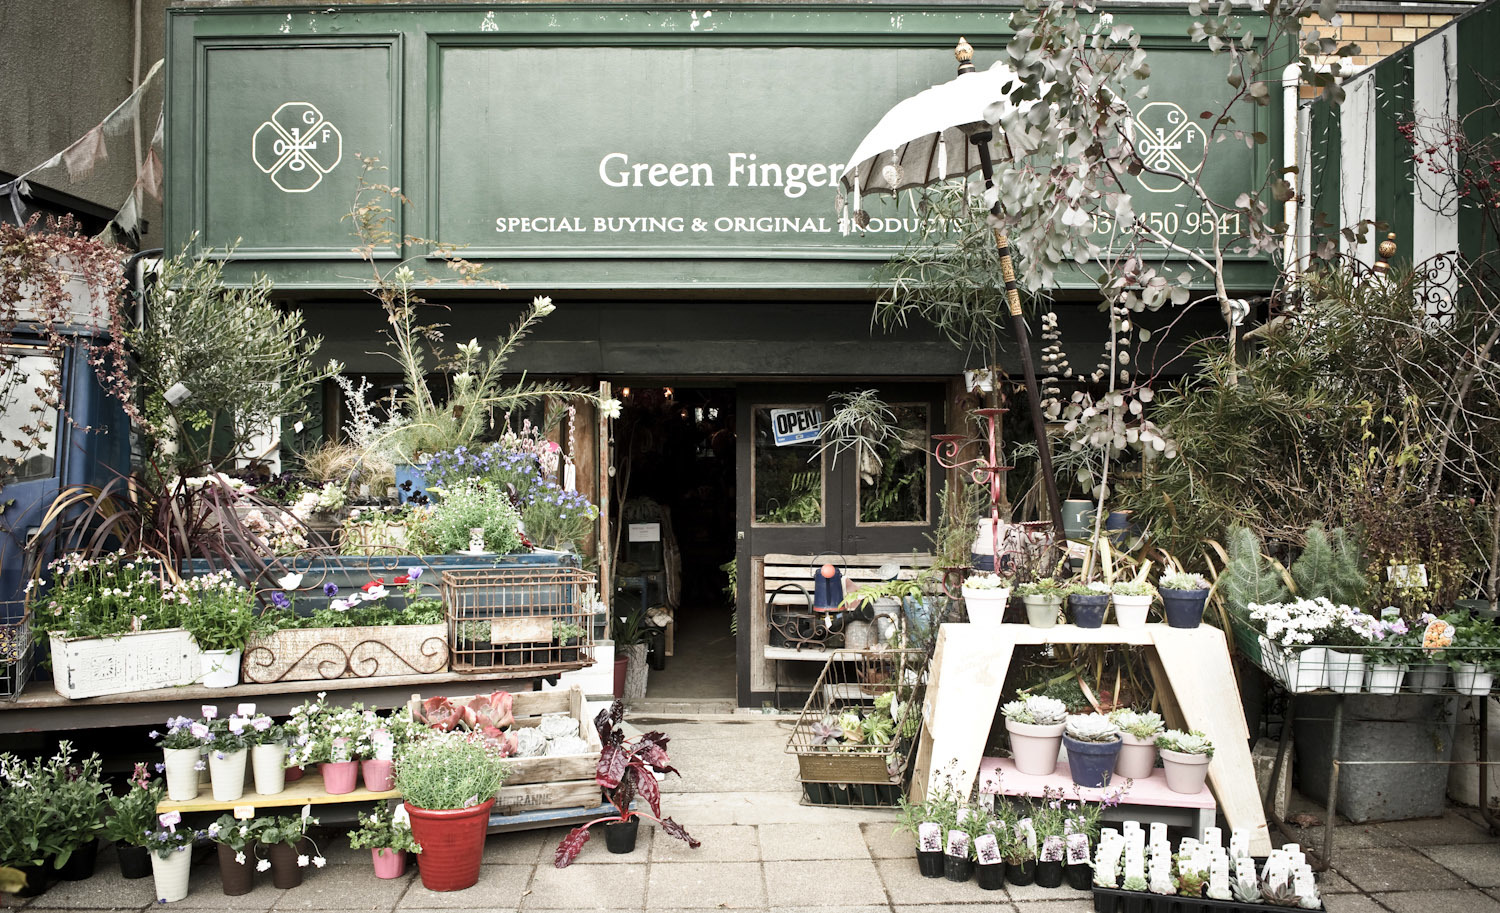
[413,692,518,755]
[553,700,699,867]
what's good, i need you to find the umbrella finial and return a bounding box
[955,37,975,73]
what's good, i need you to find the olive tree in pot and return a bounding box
[554,700,700,866]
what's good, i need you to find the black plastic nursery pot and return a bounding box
[943,853,973,882]
[1035,859,1065,888]
[1064,734,1125,788]
[976,861,1007,891]
[117,844,151,879]
[1159,588,1209,628]
[1090,886,1324,913]
[1008,858,1037,885]
[1070,594,1111,629]
[55,839,99,881]
[917,850,944,878]
[11,864,53,897]
[1065,862,1094,891]
[604,817,639,854]
[502,646,528,666]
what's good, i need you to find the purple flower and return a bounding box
[154,762,165,773]
[148,730,160,739]
[271,591,291,610]
[323,583,339,597]
[408,567,423,581]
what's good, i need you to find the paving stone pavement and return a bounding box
[5,716,1498,912]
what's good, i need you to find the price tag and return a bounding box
[918,822,942,853]
[1067,833,1092,865]
[1041,835,1065,863]
[945,830,970,858]
[233,805,255,819]
[976,834,1003,865]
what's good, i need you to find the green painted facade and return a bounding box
[166,3,1279,294]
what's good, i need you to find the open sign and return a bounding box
[770,407,822,446]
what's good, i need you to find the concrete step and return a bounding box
[628,697,739,715]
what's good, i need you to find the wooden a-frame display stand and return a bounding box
[910,622,1273,856]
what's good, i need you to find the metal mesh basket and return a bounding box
[0,602,33,701]
[787,649,926,797]
[442,567,596,674]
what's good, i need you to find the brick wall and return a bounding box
[1298,4,1470,95]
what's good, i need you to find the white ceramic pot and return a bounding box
[252,743,288,796]
[1114,731,1159,780]
[1159,747,1211,795]
[1409,662,1449,694]
[1365,662,1407,695]
[962,587,1011,625]
[1453,662,1495,696]
[1021,595,1063,628]
[208,748,248,802]
[200,650,241,688]
[1112,594,1153,627]
[1324,649,1366,694]
[151,845,192,903]
[1285,647,1328,693]
[1005,719,1065,776]
[162,747,201,801]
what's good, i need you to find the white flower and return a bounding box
[601,398,623,420]
[235,851,246,865]
[457,338,482,357]
[313,856,327,868]
[278,573,304,590]
[257,859,271,872]
[532,296,556,317]
[363,585,388,600]
[297,854,310,867]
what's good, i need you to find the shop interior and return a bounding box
[608,386,738,702]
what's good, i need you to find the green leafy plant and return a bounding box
[29,552,178,641]
[395,730,509,811]
[208,814,258,857]
[413,479,523,555]
[173,570,266,652]
[346,803,421,854]
[102,764,163,849]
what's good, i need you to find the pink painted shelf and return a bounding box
[977,756,1216,809]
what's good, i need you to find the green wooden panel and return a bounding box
[1457,7,1500,258]
[166,4,1278,290]
[1374,50,1413,257]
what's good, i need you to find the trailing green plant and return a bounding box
[208,814,258,857]
[346,803,421,854]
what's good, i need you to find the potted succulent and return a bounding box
[174,570,265,688]
[1108,709,1164,780]
[1157,572,1211,629]
[207,814,257,896]
[1014,578,1067,628]
[1110,579,1157,627]
[348,802,421,879]
[554,700,699,866]
[1156,729,1214,795]
[204,706,252,802]
[253,810,324,889]
[456,620,495,668]
[147,812,201,903]
[397,730,509,891]
[553,620,587,664]
[961,572,1012,625]
[241,705,288,795]
[1001,694,1069,776]
[1066,581,1112,629]
[103,763,163,879]
[1062,713,1123,788]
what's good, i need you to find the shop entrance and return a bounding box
[608,386,738,703]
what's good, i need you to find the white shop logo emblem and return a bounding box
[1130,101,1206,193]
[252,102,343,193]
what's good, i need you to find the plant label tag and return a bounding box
[1150,822,1168,846]
[1017,818,1037,854]
[233,805,255,819]
[946,830,970,858]
[1387,564,1429,587]
[1041,835,1065,863]
[464,794,479,809]
[1380,605,1401,619]
[491,616,553,645]
[976,834,1003,864]
[1067,833,1091,865]
[918,822,942,852]
[392,804,410,825]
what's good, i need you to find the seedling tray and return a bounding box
[1092,885,1322,913]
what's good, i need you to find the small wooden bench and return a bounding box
[753,552,935,705]
[978,756,1218,842]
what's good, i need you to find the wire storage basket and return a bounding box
[442,567,596,674]
[786,648,926,807]
[1,602,33,701]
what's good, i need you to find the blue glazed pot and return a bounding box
[1069,594,1111,629]
[1063,733,1123,788]
[394,462,431,505]
[1160,587,1210,628]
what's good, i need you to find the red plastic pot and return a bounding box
[284,765,305,782]
[405,799,494,892]
[613,655,628,699]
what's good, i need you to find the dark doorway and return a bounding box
[609,386,737,702]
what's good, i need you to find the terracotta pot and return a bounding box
[1005,719,1065,776]
[371,848,407,879]
[217,843,254,896]
[320,760,359,794]
[405,799,495,892]
[361,759,395,792]
[264,839,309,889]
[613,655,628,699]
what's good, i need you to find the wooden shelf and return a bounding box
[157,770,397,815]
[978,756,1216,809]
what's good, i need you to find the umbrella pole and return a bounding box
[971,134,1067,542]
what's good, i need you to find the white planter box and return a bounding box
[50,628,200,699]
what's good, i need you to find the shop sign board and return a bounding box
[770,407,822,446]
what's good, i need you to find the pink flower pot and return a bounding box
[319,761,359,794]
[360,759,395,792]
[371,848,407,879]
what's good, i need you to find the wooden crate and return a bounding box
[242,624,448,683]
[50,629,199,699]
[408,685,602,815]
